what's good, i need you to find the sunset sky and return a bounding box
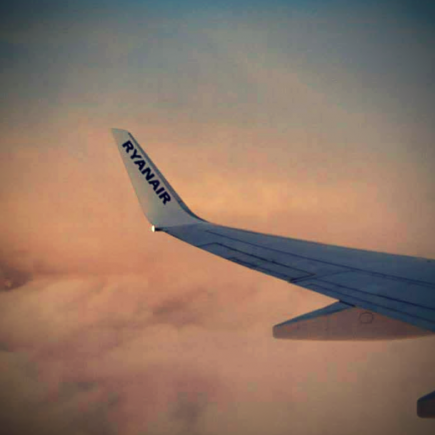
[1,1,435,434]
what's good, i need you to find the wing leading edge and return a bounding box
[111,128,435,337]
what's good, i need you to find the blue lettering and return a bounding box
[131,148,141,160]
[122,142,171,205]
[122,140,134,153]
[149,179,160,191]
[160,192,171,204]
[141,167,155,181]
[135,159,145,171]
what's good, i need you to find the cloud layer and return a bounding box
[1,1,435,434]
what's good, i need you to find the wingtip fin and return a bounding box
[111,128,203,228]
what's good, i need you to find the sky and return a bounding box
[0,1,435,434]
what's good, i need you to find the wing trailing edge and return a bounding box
[273,301,432,340]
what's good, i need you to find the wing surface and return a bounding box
[111,129,435,334]
[166,223,435,333]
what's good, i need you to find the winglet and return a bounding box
[111,129,204,229]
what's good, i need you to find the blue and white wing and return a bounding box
[111,129,435,340]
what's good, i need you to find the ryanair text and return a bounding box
[122,140,171,205]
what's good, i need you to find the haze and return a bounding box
[1,1,434,434]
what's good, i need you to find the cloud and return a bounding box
[0,273,226,434]
[0,263,434,435]
[0,2,434,434]
[0,349,118,435]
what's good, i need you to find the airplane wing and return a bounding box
[111,128,435,340]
